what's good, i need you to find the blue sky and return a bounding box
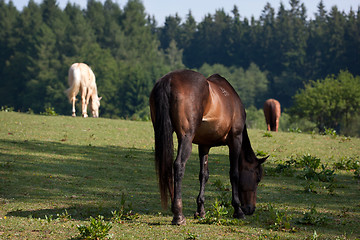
[8,0,360,25]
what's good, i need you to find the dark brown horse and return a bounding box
[149,70,267,225]
[263,99,281,132]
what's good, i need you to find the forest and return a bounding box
[0,0,359,135]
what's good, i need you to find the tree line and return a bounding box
[0,0,359,132]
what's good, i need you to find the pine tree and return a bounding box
[2,0,43,111]
[0,0,19,108]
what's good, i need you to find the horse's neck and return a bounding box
[90,88,98,100]
[90,93,97,100]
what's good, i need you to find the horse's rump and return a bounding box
[263,99,281,131]
[66,63,82,102]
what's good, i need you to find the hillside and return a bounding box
[0,112,359,239]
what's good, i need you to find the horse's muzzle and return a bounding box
[241,205,256,215]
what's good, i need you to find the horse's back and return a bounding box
[194,74,245,144]
[166,69,208,91]
[69,63,96,87]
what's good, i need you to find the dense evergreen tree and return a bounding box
[0,0,359,128]
[0,0,19,108]
[1,0,43,111]
[159,14,182,50]
[306,0,328,80]
[0,0,18,78]
[119,0,166,118]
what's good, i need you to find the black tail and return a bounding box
[151,76,174,209]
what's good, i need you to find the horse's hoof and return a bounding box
[233,211,245,219]
[194,211,205,219]
[82,114,88,118]
[171,216,186,225]
[72,113,76,117]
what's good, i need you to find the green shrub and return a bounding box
[1,106,14,112]
[41,106,58,116]
[266,159,296,177]
[334,156,360,179]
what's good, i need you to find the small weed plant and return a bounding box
[288,127,302,133]
[44,214,54,223]
[258,233,281,240]
[302,178,317,193]
[57,209,72,222]
[76,215,112,240]
[198,199,228,225]
[297,205,332,226]
[296,154,321,169]
[185,231,199,240]
[261,203,295,232]
[256,150,268,157]
[322,128,337,138]
[263,131,273,137]
[111,193,139,222]
[199,180,243,225]
[199,199,244,226]
[267,159,296,177]
[211,179,231,208]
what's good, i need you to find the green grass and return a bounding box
[0,112,359,239]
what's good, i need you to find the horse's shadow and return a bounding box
[1,138,169,220]
[6,204,146,221]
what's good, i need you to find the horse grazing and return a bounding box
[66,63,101,118]
[149,70,267,225]
[263,99,281,132]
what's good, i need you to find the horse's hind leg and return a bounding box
[172,135,193,225]
[195,145,210,218]
[71,96,76,117]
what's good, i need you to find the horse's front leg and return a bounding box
[195,145,210,218]
[172,136,192,225]
[229,135,245,219]
[81,88,88,118]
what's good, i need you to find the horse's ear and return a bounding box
[99,97,102,101]
[258,155,269,165]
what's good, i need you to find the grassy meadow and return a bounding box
[0,112,359,239]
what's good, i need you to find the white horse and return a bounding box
[66,63,101,118]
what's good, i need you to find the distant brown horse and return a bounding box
[149,70,267,225]
[66,63,101,118]
[263,99,281,131]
